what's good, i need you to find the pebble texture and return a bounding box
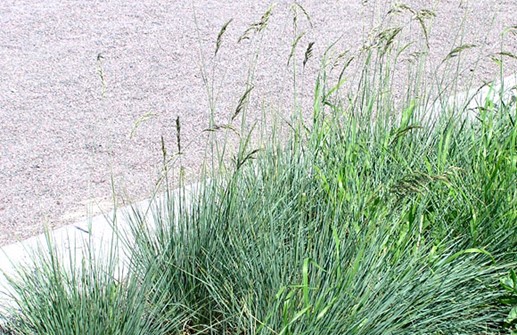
[0,0,516,246]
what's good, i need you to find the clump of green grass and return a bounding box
[2,3,516,334]
[123,79,515,334]
[123,9,516,333]
[1,232,190,334]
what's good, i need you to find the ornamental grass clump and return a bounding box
[2,3,516,334]
[124,10,517,332]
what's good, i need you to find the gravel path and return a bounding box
[0,0,516,246]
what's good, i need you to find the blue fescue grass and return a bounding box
[2,3,516,334]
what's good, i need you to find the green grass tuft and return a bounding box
[2,4,516,334]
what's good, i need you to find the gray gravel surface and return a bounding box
[0,0,516,246]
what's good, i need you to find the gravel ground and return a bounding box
[0,0,516,246]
